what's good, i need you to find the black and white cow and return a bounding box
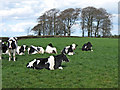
[61,43,78,55]
[26,53,69,70]
[82,42,93,51]
[45,43,57,54]
[28,45,44,54]
[16,45,28,55]
[0,42,9,59]
[8,37,18,61]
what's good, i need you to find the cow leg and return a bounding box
[13,49,16,61]
[8,52,11,61]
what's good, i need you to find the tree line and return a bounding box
[32,6,112,37]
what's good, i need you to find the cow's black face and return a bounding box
[62,54,69,62]
[48,43,53,47]
[8,40,16,49]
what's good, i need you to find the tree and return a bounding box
[81,7,97,37]
[60,8,81,36]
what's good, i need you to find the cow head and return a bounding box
[8,37,17,49]
[71,43,78,50]
[48,43,53,47]
[61,53,69,62]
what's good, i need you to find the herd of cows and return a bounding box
[0,37,93,70]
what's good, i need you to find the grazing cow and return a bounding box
[16,45,28,55]
[45,43,57,54]
[62,43,78,55]
[28,45,44,54]
[26,53,69,70]
[8,37,18,61]
[82,42,93,51]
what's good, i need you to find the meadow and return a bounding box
[2,37,118,88]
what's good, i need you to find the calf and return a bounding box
[26,53,69,70]
[16,45,28,55]
[8,37,18,61]
[82,42,93,51]
[62,43,78,55]
[28,45,44,54]
[45,43,57,54]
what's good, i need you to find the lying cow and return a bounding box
[8,37,18,61]
[26,53,69,70]
[28,45,44,54]
[45,43,57,54]
[16,45,28,55]
[61,43,78,55]
[82,42,93,51]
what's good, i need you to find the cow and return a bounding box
[28,45,44,54]
[0,42,9,59]
[61,43,78,55]
[8,37,18,61]
[82,42,93,51]
[16,45,28,55]
[45,43,57,54]
[26,53,69,70]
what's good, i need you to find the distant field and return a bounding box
[2,37,118,88]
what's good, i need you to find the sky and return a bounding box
[0,0,119,37]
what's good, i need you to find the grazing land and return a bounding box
[2,37,118,88]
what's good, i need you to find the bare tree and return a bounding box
[60,8,81,36]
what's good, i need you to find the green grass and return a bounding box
[2,37,118,88]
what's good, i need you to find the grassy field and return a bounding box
[2,37,118,88]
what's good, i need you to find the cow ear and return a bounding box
[14,37,17,41]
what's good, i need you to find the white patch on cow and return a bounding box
[27,59,36,68]
[16,46,21,54]
[85,46,87,49]
[58,67,63,70]
[72,44,76,50]
[37,47,44,54]
[8,41,12,48]
[28,47,30,54]
[68,52,74,55]
[45,45,57,54]
[47,56,55,70]
[37,60,40,65]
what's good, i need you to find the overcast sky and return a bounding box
[0,0,119,37]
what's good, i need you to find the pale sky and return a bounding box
[0,0,119,37]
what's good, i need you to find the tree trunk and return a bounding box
[38,29,41,36]
[82,29,84,37]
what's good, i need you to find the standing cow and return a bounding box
[8,37,18,61]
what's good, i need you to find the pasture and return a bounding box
[2,37,118,88]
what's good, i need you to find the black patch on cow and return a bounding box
[19,45,24,54]
[8,40,16,49]
[29,46,36,54]
[2,43,8,53]
[52,50,56,54]
[33,58,49,70]
[48,43,53,47]
[37,47,40,51]
[67,45,73,53]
